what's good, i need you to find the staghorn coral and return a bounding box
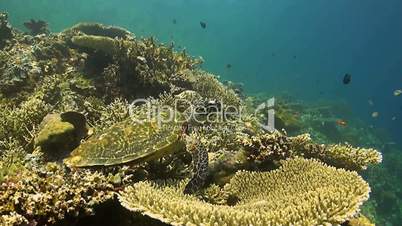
[241,131,382,171]
[0,161,115,226]
[119,157,370,226]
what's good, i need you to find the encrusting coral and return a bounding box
[119,157,370,226]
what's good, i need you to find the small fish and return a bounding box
[293,55,297,59]
[393,89,402,96]
[343,73,352,84]
[368,99,374,106]
[172,19,177,24]
[336,119,348,127]
[200,21,207,29]
[226,64,232,69]
[392,116,397,121]
[371,112,379,118]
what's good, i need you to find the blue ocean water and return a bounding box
[1,0,402,224]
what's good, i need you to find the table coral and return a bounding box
[119,157,370,226]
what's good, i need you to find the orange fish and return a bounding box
[336,119,348,127]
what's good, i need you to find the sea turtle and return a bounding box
[63,99,210,194]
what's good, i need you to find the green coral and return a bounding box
[119,158,370,226]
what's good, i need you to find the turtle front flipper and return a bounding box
[183,133,209,194]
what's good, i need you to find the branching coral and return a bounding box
[241,131,382,171]
[300,142,382,171]
[188,70,241,107]
[0,161,115,225]
[119,158,370,226]
[0,74,60,147]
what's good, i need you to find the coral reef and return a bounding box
[119,158,370,226]
[0,14,383,225]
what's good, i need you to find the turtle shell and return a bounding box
[64,109,185,167]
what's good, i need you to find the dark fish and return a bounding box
[172,19,177,24]
[200,21,207,29]
[293,55,297,59]
[343,73,352,84]
[272,53,276,57]
[226,64,232,69]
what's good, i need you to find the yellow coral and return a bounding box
[119,157,370,226]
